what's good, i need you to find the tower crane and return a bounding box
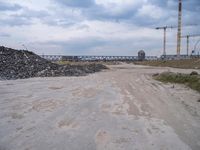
[155,24,196,58]
[181,34,200,56]
[155,26,176,57]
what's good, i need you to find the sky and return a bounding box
[0,0,200,56]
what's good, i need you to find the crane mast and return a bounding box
[155,26,175,57]
[177,0,182,57]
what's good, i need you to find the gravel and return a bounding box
[0,46,107,80]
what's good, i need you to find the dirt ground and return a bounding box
[0,64,200,150]
[134,59,200,69]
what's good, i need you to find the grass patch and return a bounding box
[154,72,200,92]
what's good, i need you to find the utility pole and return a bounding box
[155,26,175,57]
[177,0,182,57]
[181,34,200,56]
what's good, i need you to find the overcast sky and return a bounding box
[0,0,199,56]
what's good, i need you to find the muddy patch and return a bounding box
[100,103,111,113]
[95,130,111,145]
[111,103,129,115]
[48,86,63,90]
[32,100,61,112]
[113,137,131,144]
[71,88,99,99]
[125,99,140,116]
[58,118,79,130]
[11,113,24,119]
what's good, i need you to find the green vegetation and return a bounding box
[154,72,200,92]
[135,59,200,69]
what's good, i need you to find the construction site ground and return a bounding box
[0,64,200,150]
[134,59,200,69]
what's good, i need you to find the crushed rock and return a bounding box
[0,46,107,80]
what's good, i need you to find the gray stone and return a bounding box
[0,46,107,80]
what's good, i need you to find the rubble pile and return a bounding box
[0,46,107,80]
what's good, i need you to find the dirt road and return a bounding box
[0,64,200,150]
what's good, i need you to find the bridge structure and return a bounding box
[40,55,158,61]
[75,55,138,61]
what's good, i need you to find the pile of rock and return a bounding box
[0,46,107,80]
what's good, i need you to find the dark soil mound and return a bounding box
[0,46,107,80]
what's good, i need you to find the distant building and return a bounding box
[160,55,190,60]
[146,56,158,60]
[62,56,80,61]
[40,55,62,61]
[138,50,145,61]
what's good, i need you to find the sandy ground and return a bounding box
[0,64,200,150]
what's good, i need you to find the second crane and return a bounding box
[155,26,176,57]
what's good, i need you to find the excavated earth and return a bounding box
[0,64,200,150]
[0,46,107,80]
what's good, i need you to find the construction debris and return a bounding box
[0,46,108,80]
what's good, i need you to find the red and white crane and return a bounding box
[177,0,182,57]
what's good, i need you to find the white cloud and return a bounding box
[93,0,147,18]
[0,0,199,56]
[11,0,51,11]
[137,4,165,19]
